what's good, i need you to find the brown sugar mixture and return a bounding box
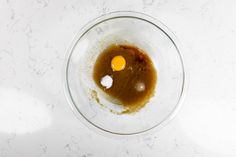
[93,44,157,113]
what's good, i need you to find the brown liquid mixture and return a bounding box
[93,44,157,113]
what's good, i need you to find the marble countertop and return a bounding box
[0,0,236,156]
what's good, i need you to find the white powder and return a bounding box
[101,75,113,89]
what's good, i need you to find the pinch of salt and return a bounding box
[101,75,113,89]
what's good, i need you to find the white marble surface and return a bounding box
[0,0,236,156]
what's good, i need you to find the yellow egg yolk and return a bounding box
[111,55,126,71]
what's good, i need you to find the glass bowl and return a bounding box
[64,11,185,135]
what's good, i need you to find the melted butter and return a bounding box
[93,44,157,114]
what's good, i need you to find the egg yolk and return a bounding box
[111,55,126,71]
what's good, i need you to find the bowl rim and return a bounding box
[63,11,187,136]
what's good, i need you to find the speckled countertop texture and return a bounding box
[0,0,236,156]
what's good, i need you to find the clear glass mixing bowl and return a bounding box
[64,11,185,135]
